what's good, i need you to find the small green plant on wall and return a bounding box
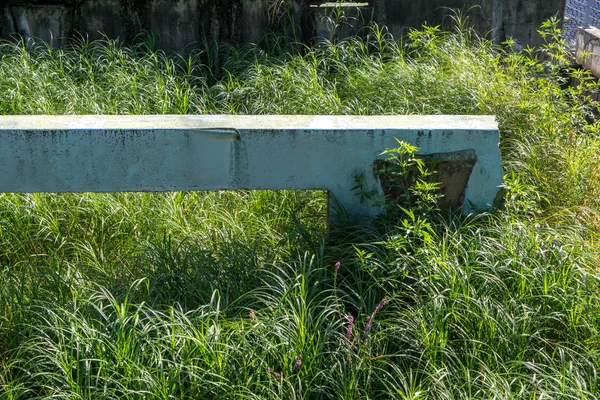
[353,138,441,216]
[352,139,441,251]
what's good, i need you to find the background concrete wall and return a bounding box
[0,0,313,52]
[372,0,567,47]
[0,0,565,52]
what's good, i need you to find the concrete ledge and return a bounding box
[0,115,503,221]
[576,26,600,78]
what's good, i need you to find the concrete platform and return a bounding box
[576,27,600,78]
[0,115,503,222]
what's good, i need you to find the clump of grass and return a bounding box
[0,36,208,115]
[0,14,599,399]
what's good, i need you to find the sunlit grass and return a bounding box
[0,16,599,399]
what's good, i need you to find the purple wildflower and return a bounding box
[295,354,302,370]
[363,315,372,336]
[375,298,388,313]
[267,367,281,379]
[335,261,341,271]
[346,314,354,344]
[249,310,255,319]
[363,298,388,337]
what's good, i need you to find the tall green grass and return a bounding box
[0,16,599,399]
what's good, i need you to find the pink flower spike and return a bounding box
[249,310,255,319]
[267,367,282,379]
[335,261,341,271]
[363,316,373,337]
[375,298,388,313]
[345,314,355,344]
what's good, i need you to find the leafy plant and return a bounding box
[378,138,441,213]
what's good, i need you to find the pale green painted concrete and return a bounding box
[0,115,502,221]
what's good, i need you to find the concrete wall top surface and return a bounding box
[0,114,498,132]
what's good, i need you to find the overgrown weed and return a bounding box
[0,15,599,399]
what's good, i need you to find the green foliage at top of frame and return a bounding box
[0,15,594,118]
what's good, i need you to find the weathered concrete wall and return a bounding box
[372,0,566,47]
[0,0,564,51]
[0,0,313,52]
[2,3,74,47]
[501,0,566,47]
[311,2,371,43]
[0,115,503,221]
[576,27,600,79]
